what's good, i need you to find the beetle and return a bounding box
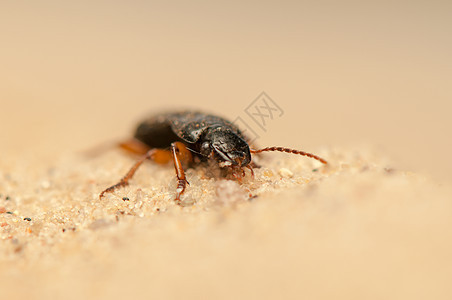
[99,111,327,202]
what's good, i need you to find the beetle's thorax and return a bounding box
[199,126,251,167]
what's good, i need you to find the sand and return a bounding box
[1,145,451,300]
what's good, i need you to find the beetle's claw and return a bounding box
[99,180,129,199]
[174,178,189,202]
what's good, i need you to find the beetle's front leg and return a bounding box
[171,142,191,202]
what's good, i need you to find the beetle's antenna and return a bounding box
[250,147,327,164]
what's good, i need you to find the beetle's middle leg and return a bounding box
[99,149,158,199]
[99,146,174,199]
[171,142,193,202]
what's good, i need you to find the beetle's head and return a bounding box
[201,127,251,167]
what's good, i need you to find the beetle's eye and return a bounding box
[200,142,211,156]
[202,142,210,150]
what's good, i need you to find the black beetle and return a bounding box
[100,111,327,202]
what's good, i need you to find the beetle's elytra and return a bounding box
[100,111,327,202]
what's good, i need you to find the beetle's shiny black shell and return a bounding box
[134,111,248,149]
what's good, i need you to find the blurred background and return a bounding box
[1,0,451,181]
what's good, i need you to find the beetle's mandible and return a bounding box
[99,111,327,202]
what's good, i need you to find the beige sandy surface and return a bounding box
[1,147,451,300]
[1,1,452,299]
